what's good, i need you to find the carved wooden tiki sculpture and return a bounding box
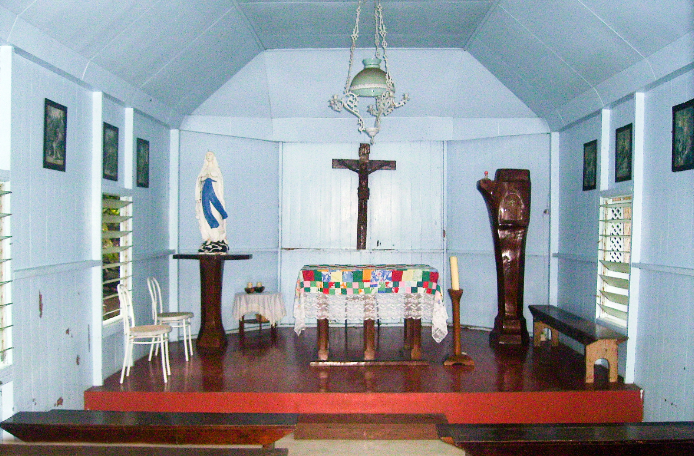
[477,169,531,347]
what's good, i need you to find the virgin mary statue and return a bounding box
[195,151,229,253]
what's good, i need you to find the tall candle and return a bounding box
[450,256,460,290]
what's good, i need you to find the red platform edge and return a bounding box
[85,390,643,424]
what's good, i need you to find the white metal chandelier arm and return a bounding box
[328,0,408,143]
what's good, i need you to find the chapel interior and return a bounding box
[0,0,692,454]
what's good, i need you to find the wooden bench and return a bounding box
[0,442,288,456]
[438,421,694,456]
[528,305,627,383]
[0,410,297,449]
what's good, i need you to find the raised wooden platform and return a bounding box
[85,327,643,424]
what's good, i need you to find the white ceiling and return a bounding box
[0,0,692,128]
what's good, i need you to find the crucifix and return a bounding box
[332,143,396,250]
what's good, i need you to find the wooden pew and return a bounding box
[438,421,694,456]
[0,410,297,449]
[0,442,288,455]
[528,305,627,382]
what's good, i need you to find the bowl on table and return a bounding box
[244,287,255,294]
[254,286,265,293]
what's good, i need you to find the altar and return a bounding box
[293,264,448,361]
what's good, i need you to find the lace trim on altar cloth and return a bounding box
[293,291,448,343]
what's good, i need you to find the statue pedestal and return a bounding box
[173,253,252,352]
[477,169,531,347]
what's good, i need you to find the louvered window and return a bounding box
[102,194,132,322]
[0,183,11,366]
[596,195,632,327]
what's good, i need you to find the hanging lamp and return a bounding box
[329,0,409,143]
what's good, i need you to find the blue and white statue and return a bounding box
[195,151,229,253]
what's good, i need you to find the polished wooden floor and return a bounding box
[85,325,643,423]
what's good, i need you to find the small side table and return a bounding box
[233,292,286,336]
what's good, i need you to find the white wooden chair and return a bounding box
[147,276,194,361]
[118,283,172,384]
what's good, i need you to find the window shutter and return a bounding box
[596,195,632,326]
[102,194,132,322]
[0,184,12,366]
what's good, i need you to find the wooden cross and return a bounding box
[332,143,396,250]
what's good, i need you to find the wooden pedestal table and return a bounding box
[173,253,252,351]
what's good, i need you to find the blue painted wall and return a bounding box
[3,49,172,413]
[556,67,694,421]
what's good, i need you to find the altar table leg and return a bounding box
[364,320,376,360]
[404,318,413,350]
[411,319,422,360]
[317,318,329,361]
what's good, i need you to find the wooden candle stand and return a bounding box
[444,288,474,367]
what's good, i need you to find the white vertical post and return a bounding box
[91,92,104,386]
[0,47,12,171]
[168,129,180,313]
[1,381,14,439]
[625,92,645,383]
[123,108,134,190]
[548,132,560,306]
[599,108,611,191]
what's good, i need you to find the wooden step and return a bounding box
[0,443,288,456]
[0,410,297,448]
[294,413,447,440]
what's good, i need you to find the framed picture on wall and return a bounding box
[582,139,597,191]
[43,99,67,171]
[136,138,150,188]
[102,122,119,181]
[615,123,633,182]
[672,98,694,172]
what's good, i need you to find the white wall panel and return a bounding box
[281,142,444,250]
[8,49,174,408]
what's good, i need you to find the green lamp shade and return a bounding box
[349,58,388,97]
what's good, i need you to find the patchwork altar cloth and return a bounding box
[293,264,448,343]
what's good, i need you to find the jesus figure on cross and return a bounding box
[332,143,396,250]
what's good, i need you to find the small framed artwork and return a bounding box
[615,123,633,183]
[136,138,150,188]
[43,99,67,171]
[102,122,119,181]
[672,98,694,172]
[582,139,597,191]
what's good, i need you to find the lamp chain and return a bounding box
[344,0,363,93]
[329,0,408,142]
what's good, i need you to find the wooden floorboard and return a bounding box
[85,326,643,424]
